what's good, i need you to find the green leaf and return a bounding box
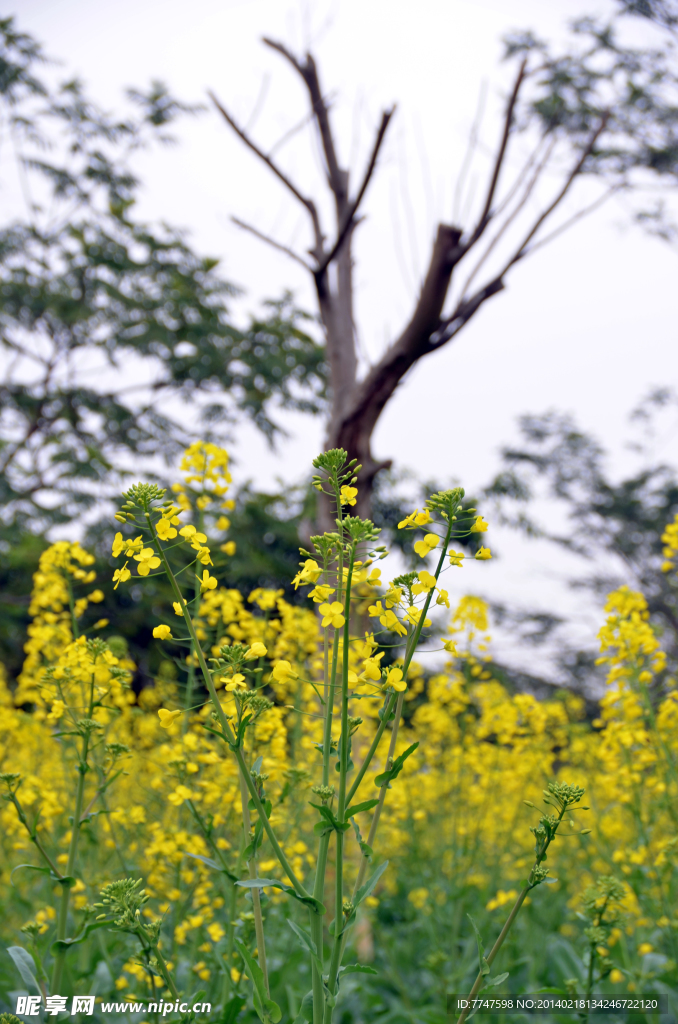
[295,990,314,1023]
[354,860,389,909]
[309,802,350,834]
[235,878,325,915]
[467,914,490,976]
[338,963,378,977]
[287,920,317,956]
[309,802,336,824]
[374,742,419,788]
[482,972,509,989]
[6,946,41,995]
[243,818,265,861]
[51,919,110,952]
[10,863,51,888]
[222,996,246,1024]
[183,850,237,881]
[235,937,282,1024]
[335,733,354,773]
[344,798,379,819]
[349,817,373,860]
[230,713,253,750]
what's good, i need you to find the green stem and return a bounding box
[310,832,330,1024]
[322,638,340,789]
[322,549,356,1020]
[51,672,95,993]
[8,795,64,879]
[51,738,89,992]
[149,939,180,1000]
[338,550,355,821]
[148,513,309,898]
[456,886,531,1024]
[238,766,269,996]
[455,804,568,1024]
[346,692,396,806]
[322,833,344,1024]
[227,878,237,997]
[345,521,454,912]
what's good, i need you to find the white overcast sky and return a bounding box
[9,0,678,680]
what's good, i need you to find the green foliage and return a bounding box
[0,18,326,537]
[485,403,678,676]
[506,12,678,178]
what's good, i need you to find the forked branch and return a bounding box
[464,58,528,251]
[435,113,611,348]
[315,107,396,276]
[230,216,312,270]
[263,37,346,203]
[208,89,323,252]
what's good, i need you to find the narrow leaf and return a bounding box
[482,971,509,989]
[344,798,379,819]
[354,860,388,908]
[183,850,237,881]
[235,878,325,914]
[235,937,282,1023]
[350,817,373,860]
[10,864,51,888]
[51,919,109,952]
[467,914,490,975]
[296,990,314,1023]
[374,742,419,787]
[287,919,317,956]
[6,946,41,995]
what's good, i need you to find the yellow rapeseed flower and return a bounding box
[244,642,267,660]
[158,708,182,729]
[340,485,358,506]
[319,601,345,629]
[199,571,218,592]
[413,534,439,558]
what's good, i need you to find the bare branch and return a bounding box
[487,132,551,223]
[464,58,528,250]
[430,277,506,349]
[231,216,312,270]
[434,117,611,350]
[208,89,323,252]
[263,38,347,205]
[516,185,619,259]
[502,113,610,268]
[315,107,396,276]
[453,80,487,224]
[269,109,315,156]
[458,135,556,300]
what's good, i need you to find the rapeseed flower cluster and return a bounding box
[1,443,677,1018]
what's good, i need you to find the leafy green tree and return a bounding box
[484,393,678,686]
[0,19,326,538]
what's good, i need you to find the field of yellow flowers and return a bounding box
[1,443,678,1024]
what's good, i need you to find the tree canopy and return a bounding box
[0,18,326,536]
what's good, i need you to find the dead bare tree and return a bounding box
[208,16,678,520]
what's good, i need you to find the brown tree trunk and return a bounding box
[212,44,606,522]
